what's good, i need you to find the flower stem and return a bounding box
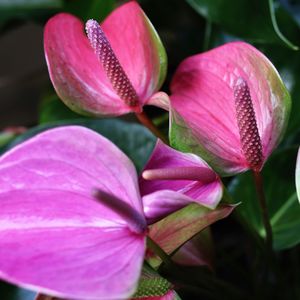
[252,171,273,254]
[146,236,173,267]
[136,112,169,144]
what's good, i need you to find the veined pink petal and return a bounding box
[102,1,167,106]
[0,126,144,219]
[0,192,145,299]
[44,13,131,116]
[139,140,223,216]
[142,190,195,224]
[0,126,146,299]
[170,41,291,175]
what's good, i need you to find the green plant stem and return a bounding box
[268,0,299,50]
[252,171,273,255]
[136,112,169,144]
[146,236,173,267]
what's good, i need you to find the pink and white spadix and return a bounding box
[140,141,223,224]
[0,126,147,300]
[170,42,291,176]
[44,1,168,117]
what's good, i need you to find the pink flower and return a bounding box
[169,42,291,176]
[44,1,168,117]
[140,141,223,224]
[0,126,207,299]
[0,126,147,299]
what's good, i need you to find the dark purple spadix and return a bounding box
[85,19,139,107]
[93,189,147,234]
[233,77,263,172]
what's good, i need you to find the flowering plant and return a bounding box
[0,1,300,299]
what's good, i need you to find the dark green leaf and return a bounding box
[64,0,115,21]
[186,0,300,47]
[0,0,62,26]
[0,0,61,9]
[261,45,300,137]
[39,95,88,124]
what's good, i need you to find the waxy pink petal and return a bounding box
[140,141,223,222]
[44,2,167,117]
[101,1,167,103]
[0,126,146,299]
[170,42,291,175]
[142,190,196,224]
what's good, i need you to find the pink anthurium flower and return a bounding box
[0,126,148,300]
[139,140,223,223]
[0,126,201,299]
[44,1,168,117]
[296,147,300,203]
[169,42,291,176]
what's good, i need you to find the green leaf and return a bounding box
[39,95,89,124]
[268,0,298,50]
[0,0,62,26]
[262,45,300,137]
[131,264,181,300]
[0,132,16,148]
[147,203,235,267]
[229,147,300,250]
[0,0,62,9]
[186,0,300,47]
[64,0,116,21]
[6,119,156,172]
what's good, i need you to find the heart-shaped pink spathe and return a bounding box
[0,126,147,300]
[140,140,223,224]
[44,1,168,117]
[170,42,291,176]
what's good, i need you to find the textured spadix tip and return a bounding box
[233,77,264,172]
[85,18,141,110]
